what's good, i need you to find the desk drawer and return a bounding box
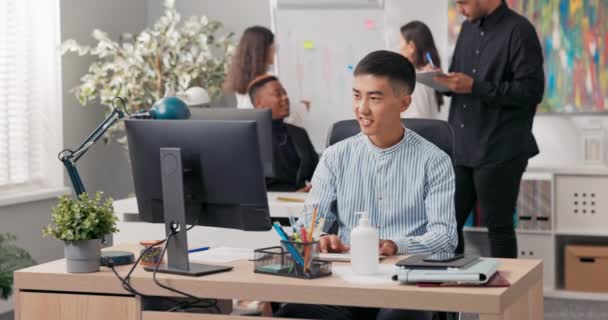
[17,291,138,320]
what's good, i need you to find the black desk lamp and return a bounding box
[59,96,191,196]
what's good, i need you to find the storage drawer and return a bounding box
[555,176,608,234]
[565,245,608,293]
[17,292,138,320]
[517,234,554,289]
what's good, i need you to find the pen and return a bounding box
[425,52,436,69]
[272,222,305,266]
[188,246,210,253]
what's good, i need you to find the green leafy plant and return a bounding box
[0,234,36,300]
[43,192,118,241]
[61,0,235,144]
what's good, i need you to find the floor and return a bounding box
[458,298,608,319]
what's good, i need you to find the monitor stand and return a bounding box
[143,147,233,276]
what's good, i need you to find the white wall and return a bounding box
[530,115,608,168]
[61,0,147,200]
[147,0,271,36]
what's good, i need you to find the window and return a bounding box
[0,0,62,192]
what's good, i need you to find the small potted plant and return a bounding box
[43,192,118,273]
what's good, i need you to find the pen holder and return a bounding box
[139,240,164,267]
[253,241,331,279]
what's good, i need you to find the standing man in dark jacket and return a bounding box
[435,0,544,258]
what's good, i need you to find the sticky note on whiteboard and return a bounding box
[364,19,376,30]
[303,41,315,49]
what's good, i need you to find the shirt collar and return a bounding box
[363,125,410,155]
[477,1,508,30]
[272,119,286,130]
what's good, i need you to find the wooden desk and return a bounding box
[14,246,542,320]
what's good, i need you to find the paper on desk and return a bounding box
[189,247,253,263]
[332,264,396,285]
[416,71,451,93]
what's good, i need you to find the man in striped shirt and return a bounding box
[275,51,457,319]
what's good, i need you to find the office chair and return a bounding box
[326,118,454,159]
[324,117,455,233]
[326,118,459,320]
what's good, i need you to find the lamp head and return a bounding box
[149,96,191,119]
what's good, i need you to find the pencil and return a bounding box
[276,196,305,203]
[309,206,318,241]
[304,206,318,273]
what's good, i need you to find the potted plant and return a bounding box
[0,234,36,300]
[43,192,118,273]
[61,0,235,145]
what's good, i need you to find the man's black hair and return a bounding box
[248,75,279,103]
[353,50,416,95]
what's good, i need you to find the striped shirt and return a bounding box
[304,128,457,254]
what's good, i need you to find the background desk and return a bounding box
[14,245,543,320]
[113,192,306,249]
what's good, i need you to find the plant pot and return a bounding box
[64,239,102,273]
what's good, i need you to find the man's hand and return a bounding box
[318,235,350,253]
[379,240,398,256]
[296,182,312,193]
[434,72,474,94]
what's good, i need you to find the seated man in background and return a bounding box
[248,75,318,192]
[275,51,457,320]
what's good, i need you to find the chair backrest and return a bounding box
[326,118,455,159]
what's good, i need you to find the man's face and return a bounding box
[254,80,290,120]
[455,0,485,22]
[352,74,410,137]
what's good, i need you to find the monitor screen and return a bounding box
[189,108,273,178]
[125,119,272,231]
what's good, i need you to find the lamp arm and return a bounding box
[72,109,124,162]
[59,99,127,196]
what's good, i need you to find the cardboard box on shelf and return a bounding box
[565,245,608,293]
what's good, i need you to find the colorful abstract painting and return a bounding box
[448,0,608,113]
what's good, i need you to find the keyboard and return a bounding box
[317,253,386,262]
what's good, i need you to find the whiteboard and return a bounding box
[273,6,385,151]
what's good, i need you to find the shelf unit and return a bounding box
[464,167,608,297]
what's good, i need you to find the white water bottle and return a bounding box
[350,211,379,275]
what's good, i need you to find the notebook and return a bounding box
[396,254,479,269]
[415,271,510,287]
[416,71,451,93]
[394,258,500,284]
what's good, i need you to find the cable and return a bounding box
[152,228,220,313]
[107,219,201,304]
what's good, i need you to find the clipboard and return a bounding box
[416,71,451,93]
[394,258,500,284]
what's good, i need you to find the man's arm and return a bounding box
[299,148,337,232]
[471,22,545,108]
[394,152,457,254]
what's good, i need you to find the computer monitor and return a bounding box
[125,119,272,276]
[189,108,274,177]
